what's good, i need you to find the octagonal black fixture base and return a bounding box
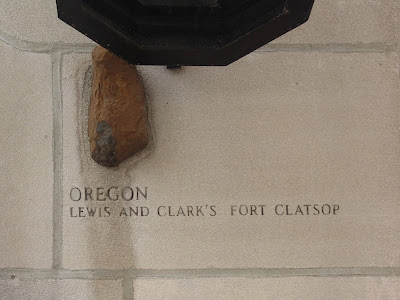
[56,0,314,66]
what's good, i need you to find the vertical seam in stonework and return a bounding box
[397,45,400,83]
[51,51,63,269]
[123,275,134,300]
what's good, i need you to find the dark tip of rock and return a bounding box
[92,121,118,167]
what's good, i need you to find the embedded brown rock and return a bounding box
[89,46,148,167]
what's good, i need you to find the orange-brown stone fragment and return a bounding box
[89,46,148,167]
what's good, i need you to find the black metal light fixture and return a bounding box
[56,0,314,66]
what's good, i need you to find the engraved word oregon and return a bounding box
[68,187,340,218]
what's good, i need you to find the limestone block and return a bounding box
[62,51,400,270]
[0,42,53,268]
[0,0,92,44]
[0,279,123,300]
[134,277,400,300]
[270,0,399,45]
[89,46,148,167]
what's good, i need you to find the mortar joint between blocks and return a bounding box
[2,268,400,281]
[51,50,64,270]
[123,274,135,300]
[0,28,398,55]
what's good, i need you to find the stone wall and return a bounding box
[0,0,400,299]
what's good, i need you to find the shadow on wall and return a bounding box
[67,60,154,282]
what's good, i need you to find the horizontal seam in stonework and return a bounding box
[256,43,399,53]
[0,29,94,53]
[1,268,400,280]
[0,29,398,55]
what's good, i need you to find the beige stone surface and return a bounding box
[62,51,400,270]
[134,277,400,300]
[0,42,53,268]
[0,0,92,44]
[271,0,399,45]
[0,279,122,300]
